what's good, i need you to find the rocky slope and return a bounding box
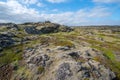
[0,22,120,80]
[12,45,115,80]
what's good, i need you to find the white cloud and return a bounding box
[41,7,111,25]
[93,0,120,3]
[37,2,45,7]
[17,0,45,7]
[46,0,68,3]
[0,0,117,25]
[0,0,45,23]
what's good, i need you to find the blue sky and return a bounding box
[0,0,120,26]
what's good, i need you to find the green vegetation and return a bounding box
[77,30,120,79]
[0,45,23,66]
[92,46,115,60]
[91,43,120,79]
[76,57,86,63]
[92,56,102,62]
[38,66,45,74]
[54,40,74,47]
[84,78,89,80]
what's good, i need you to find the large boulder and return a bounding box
[55,63,73,80]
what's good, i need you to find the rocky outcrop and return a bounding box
[0,33,15,49]
[0,23,19,30]
[11,45,53,80]
[55,63,73,80]
[12,45,116,80]
[24,27,41,34]
[24,22,73,34]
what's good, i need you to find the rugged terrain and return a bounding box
[0,22,120,80]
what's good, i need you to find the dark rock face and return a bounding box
[0,23,19,30]
[58,26,73,32]
[24,27,41,34]
[6,24,19,30]
[68,52,80,59]
[40,24,59,33]
[55,63,73,80]
[0,33,15,48]
[57,46,71,51]
[24,23,73,34]
[24,25,59,34]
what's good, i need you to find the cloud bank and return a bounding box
[0,0,119,26]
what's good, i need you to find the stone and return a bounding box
[58,26,74,32]
[74,62,82,72]
[68,52,80,60]
[55,63,73,80]
[0,33,15,48]
[57,46,71,51]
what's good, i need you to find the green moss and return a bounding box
[93,56,101,62]
[92,46,115,60]
[92,46,120,79]
[54,40,74,47]
[84,78,89,80]
[76,58,86,63]
[38,66,44,74]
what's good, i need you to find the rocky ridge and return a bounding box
[0,22,73,50]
